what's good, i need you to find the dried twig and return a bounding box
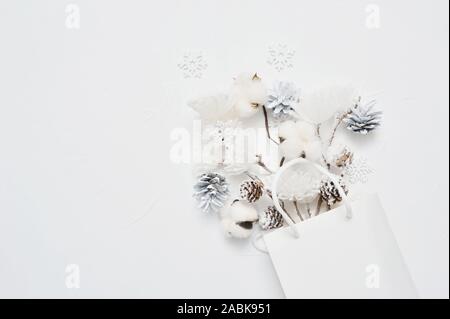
[316,123,321,139]
[328,110,351,147]
[244,171,263,182]
[256,154,274,174]
[322,154,331,171]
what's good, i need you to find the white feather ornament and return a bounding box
[298,86,357,124]
[187,94,233,121]
[187,74,267,120]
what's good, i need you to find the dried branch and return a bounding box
[255,154,274,174]
[316,123,322,139]
[328,110,351,147]
[279,156,286,167]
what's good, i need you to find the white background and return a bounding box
[0,0,448,298]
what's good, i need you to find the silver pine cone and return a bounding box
[344,100,382,135]
[193,173,229,213]
[266,82,299,120]
[259,206,284,230]
[239,180,264,203]
[320,178,348,209]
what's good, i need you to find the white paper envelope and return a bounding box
[264,194,418,299]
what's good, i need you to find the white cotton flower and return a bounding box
[221,200,258,239]
[229,200,258,222]
[278,120,322,162]
[298,86,357,124]
[232,99,259,118]
[230,73,268,119]
[221,217,253,239]
[280,139,322,162]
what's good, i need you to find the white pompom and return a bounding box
[298,86,356,124]
[221,200,258,239]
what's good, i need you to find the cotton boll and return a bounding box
[221,217,253,239]
[229,200,258,222]
[279,139,305,161]
[278,120,317,143]
[230,73,268,118]
[221,200,258,239]
[303,140,323,163]
[233,98,260,118]
[298,86,357,124]
[278,120,298,141]
[278,139,321,162]
[278,120,323,162]
[243,77,268,106]
[295,121,318,141]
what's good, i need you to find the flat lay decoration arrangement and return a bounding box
[190,73,382,240]
[188,73,417,298]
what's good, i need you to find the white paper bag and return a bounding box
[264,194,418,298]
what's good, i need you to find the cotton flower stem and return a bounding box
[262,105,279,145]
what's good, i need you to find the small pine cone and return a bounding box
[320,178,348,209]
[335,148,353,168]
[239,180,264,203]
[259,206,284,230]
